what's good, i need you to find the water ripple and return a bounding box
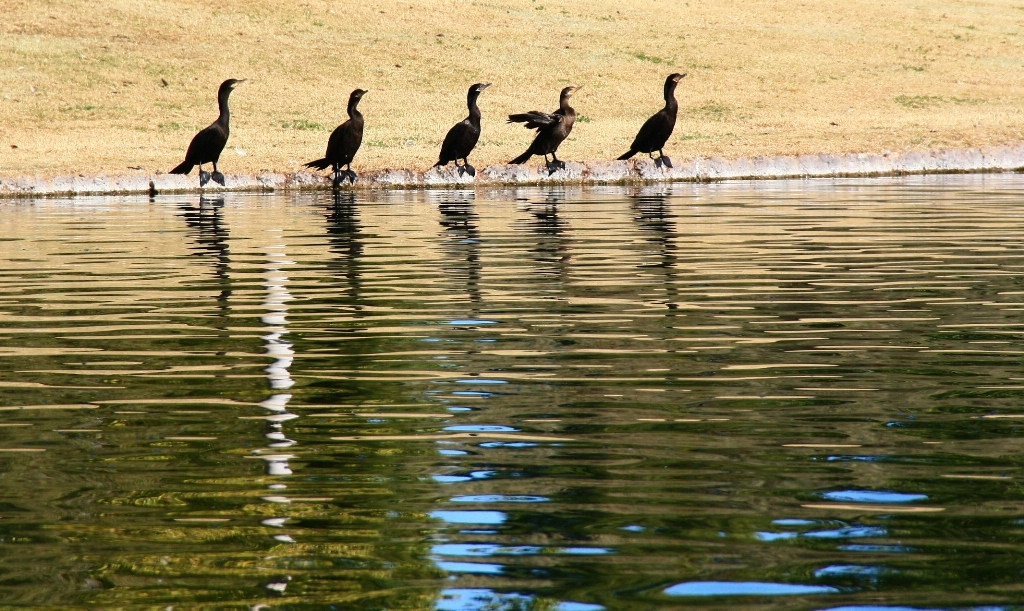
[2,178,1024,606]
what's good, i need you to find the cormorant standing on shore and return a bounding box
[169,78,245,187]
[618,73,686,168]
[509,85,580,174]
[305,89,367,186]
[434,82,492,177]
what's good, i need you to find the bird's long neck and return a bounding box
[217,89,232,129]
[663,80,679,114]
[348,98,363,122]
[559,94,575,118]
[467,91,482,123]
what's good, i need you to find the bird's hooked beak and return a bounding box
[673,73,686,82]
[232,79,247,88]
[571,85,582,94]
[479,83,492,91]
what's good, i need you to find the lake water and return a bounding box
[1,175,1023,609]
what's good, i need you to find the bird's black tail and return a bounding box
[509,150,532,165]
[304,158,331,171]
[169,160,194,174]
[617,149,637,161]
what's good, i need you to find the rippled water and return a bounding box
[1,175,1024,609]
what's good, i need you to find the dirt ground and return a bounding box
[2,0,1023,178]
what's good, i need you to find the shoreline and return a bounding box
[2,144,1023,198]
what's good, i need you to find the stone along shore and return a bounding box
[2,144,1023,197]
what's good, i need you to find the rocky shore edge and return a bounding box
[3,144,1023,197]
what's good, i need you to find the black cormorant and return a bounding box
[508,85,580,174]
[169,78,245,187]
[305,88,367,185]
[618,73,686,168]
[434,83,492,177]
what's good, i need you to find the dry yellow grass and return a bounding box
[2,0,1023,178]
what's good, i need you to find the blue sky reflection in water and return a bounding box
[1,175,1024,607]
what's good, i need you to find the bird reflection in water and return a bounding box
[437,192,482,315]
[324,190,364,314]
[630,187,680,311]
[178,195,232,333]
[519,189,572,294]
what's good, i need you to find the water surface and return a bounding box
[1,175,1024,609]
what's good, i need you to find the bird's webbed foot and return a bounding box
[456,164,466,177]
[199,170,212,187]
[331,171,344,188]
[463,163,476,178]
[545,159,566,175]
[345,170,358,184]
[661,156,673,169]
[211,171,226,186]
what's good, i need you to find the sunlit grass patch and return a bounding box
[1,0,1023,176]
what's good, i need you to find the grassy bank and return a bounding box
[2,0,1023,178]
